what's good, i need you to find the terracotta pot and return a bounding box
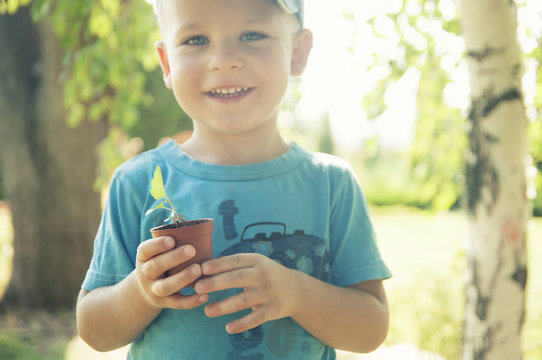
[150,218,214,281]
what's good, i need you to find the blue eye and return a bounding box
[184,36,209,46]
[241,32,266,41]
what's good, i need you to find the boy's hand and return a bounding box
[194,253,300,334]
[135,236,209,310]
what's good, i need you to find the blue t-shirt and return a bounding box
[82,140,391,360]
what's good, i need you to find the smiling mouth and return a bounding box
[208,87,252,98]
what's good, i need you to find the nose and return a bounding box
[207,43,244,72]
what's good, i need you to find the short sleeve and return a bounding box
[329,166,391,286]
[81,171,144,291]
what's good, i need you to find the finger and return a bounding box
[163,293,209,310]
[141,245,196,280]
[195,267,255,294]
[225,307,269,334]
[137,237,175,263]
[151,264,203,297]
[201,254,255,275]
[204,288,260,318]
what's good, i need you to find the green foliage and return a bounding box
[94,127,144,192]
[9,0,193,190]
[529,120,542,216]
[356,0,467,211]
[409,70,466,210]
[317,113,335,155]
[128,68,193,150]
[29,0,160,130]
[0,0,30,14]
[526,30,542,216]
[368,0,465,211]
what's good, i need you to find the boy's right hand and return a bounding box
[135,236,209,310]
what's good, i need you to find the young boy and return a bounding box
[76,0,391,359]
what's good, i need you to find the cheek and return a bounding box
[170,63,200,99]
[170,54,201,85]
[261,57,290,96]
[168,67,200,118]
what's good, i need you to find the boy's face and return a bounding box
[155,0,312,137]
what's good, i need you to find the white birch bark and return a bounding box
[459,1,529,359]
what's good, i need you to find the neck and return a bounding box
[179,126,289,165]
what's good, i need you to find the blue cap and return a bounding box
[275,0,303,26]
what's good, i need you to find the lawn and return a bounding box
[0,203,541,359]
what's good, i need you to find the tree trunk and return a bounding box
[460,1,529,359]
[0,8,108,309]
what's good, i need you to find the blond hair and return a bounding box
[150,0,171,37]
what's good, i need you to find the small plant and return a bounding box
[145,165,186,225]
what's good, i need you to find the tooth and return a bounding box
[236,87,242,92]
[229,88,236,94]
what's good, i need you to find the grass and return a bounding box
[0,203,541,359]
[0,311,74,360]
[371,207,542,360]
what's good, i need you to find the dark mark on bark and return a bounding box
[465,112,499,214]
[476,295,491,321]
[467,46,505,62]
[474,325,500,360]
[511,265,527,290]
[466,87,520,214]
[482,88,521,117]
[471,259,491,321]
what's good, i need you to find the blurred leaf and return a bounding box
[0,0,31,14]
[67,102,85,129]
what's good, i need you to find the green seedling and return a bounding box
[145,165,186,225]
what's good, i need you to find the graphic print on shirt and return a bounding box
[219,200,239,240]
[217,200,331,359]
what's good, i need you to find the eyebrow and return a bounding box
[245,17,270,25]
[172,22,199,34]
[169,21,201,42]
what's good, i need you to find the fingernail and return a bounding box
[165,237,175,247]
[184,246,195,257]
[191,265,201,276]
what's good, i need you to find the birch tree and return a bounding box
[460,0,529,359]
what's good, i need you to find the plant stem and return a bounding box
[166,196,185,222]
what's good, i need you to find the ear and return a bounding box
[290,29,313,76]
[155,40,172,89]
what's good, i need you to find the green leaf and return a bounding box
[150,166,166,200]
[144,202,164,216]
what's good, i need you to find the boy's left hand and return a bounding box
[193,253,299,334]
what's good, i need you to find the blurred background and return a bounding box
[0,0,541,359]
